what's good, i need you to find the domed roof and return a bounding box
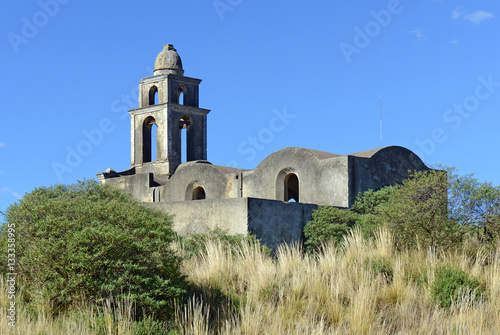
[154,44,184,76]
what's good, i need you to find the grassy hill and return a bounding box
[2,228,500,334]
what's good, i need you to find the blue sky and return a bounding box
[1,0,499,216]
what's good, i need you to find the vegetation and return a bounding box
[447,167,500,244]
[303,206,357,252]
[0,180,186,319]
[377,169,459,250]
[304,168,500,252]
[431,265,485,308]
[175,227,271,258]
[2,228,500,334]
[1,167,500,334]
[303,185,397,253]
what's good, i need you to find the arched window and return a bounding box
[284,173,299,202]
[178,87,185,105]
[151,122,157,161]
[179,116,191,163]
[142,116,157,163]
[192,186,206,200]
[149,86,158,105]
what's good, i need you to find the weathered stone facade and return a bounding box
[97,45,429,248]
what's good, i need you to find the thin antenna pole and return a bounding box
[379,96,382,147]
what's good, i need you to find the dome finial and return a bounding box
[154,44,183,76]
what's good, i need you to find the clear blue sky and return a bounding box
[1,0,499,216]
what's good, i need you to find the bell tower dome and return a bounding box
[154,44,184,76]
[128,44,210,175]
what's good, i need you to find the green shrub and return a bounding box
[1,180,186,319]
[369,259,393,283]
[350,186,396,215]
[303,206,357,253]
[90,314,175,334]
[303,186,397,253]
[132,317,176,335]
[431,265,485,308]
[350,186,397,238]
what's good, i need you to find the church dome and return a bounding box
[154,44,184,76]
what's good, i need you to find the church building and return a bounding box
[97,45,429,247]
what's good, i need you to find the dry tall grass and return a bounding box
[2,228,500,334]
[177,228,500,334]
[0,281,153,335]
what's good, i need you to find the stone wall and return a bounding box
[242,147,350,207]
[148,197,317,249]
[350,146,430,206]
[246,198,317,248]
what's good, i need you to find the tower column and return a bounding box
[127,45,210,175]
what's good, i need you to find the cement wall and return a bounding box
[350,146,429,206]
[100,146,430,211]
[242,147,350,207]
[159,161,229,202]
[148,197,317,249]
[246,198,317,247]
[148,198,249,236]
[100,172,153,203]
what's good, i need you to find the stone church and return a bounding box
[97,45,429,247]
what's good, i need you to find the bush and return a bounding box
[132,317,175,335]
[377,169,463,250]
[1,180,186,318]
[431,265,485,308]
[303,206,357,253]
[303,186,397,253]
[351,186,397,238]
[350,186,396,215]
[369,258,393,283]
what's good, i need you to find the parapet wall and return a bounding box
[148,198,249,236]
[148,197,317,248]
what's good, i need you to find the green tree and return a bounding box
[303,168,500,252]
[0,180,186,318]
[447,167,500,244]
[377,169,462,250]
[377,167,500,250]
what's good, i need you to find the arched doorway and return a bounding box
[192,186,206,200]
[284,173,299,202]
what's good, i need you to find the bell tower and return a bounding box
[129,44,210,175]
